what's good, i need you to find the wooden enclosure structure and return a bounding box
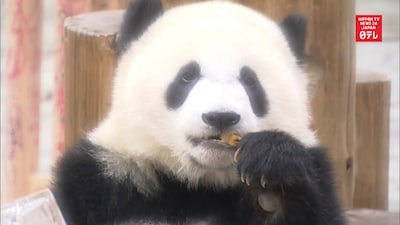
[353,73,391,209]
[2,0,42,204]
[1,0,131,205]
[62,0,393,212]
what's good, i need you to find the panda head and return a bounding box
[89,0,317,189]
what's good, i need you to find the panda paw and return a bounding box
[235,131,313,213]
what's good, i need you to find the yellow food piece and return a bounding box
[220,133,241,147]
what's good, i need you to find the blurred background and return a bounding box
[0,0,399,212]
[356,0,399,211]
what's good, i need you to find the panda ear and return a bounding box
[280,14,307,64]
[118,0,163,53]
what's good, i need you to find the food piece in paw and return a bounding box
[220,133,241,147]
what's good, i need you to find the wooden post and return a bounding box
[353,73,391,209]
[64,11,124,149]
[163,0,357,209]
[2,0,42,203]
[53,0,92,160]
[53,0,129,158]
[305,0,357,210]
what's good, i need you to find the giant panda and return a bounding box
[52,0,346,225]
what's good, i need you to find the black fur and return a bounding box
[280,14,308,63]
[117,0,163,54]
[165,61,201,109]
[239,66,268,117]
[237,131,345,225]
[52,131,345,225]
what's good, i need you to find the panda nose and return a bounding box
[201,112,241,130]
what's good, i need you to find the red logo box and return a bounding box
[355,15,382,42]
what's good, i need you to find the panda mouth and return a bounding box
[187,133,242,169]
[190,135,223,144]
[207,135,222,141]
[189,135,234,149]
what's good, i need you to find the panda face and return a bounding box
[89,1,317,188]
[164,60,267,170]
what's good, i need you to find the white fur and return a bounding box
[88,1,317,192]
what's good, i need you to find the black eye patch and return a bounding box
[165,61,201,109]
[239,66,268,117]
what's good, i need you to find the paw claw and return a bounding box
[233,148,241,163]
[260,175,267,189]
[240,173,245,183]
[245,176,251,186]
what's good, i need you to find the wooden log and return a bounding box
[353,72,391,209]
[53,0,92,160]
[53,0,129,158]
[64,10,124,149]
[64,0,357,208]
[2,0,42,203]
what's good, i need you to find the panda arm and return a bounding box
[52,139,240,225]
[305,146,347,225]
[52,139,161,225]
[236,131,346,225]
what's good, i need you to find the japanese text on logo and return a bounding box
[356,15,382,42]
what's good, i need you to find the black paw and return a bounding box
[235,131,313,212]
